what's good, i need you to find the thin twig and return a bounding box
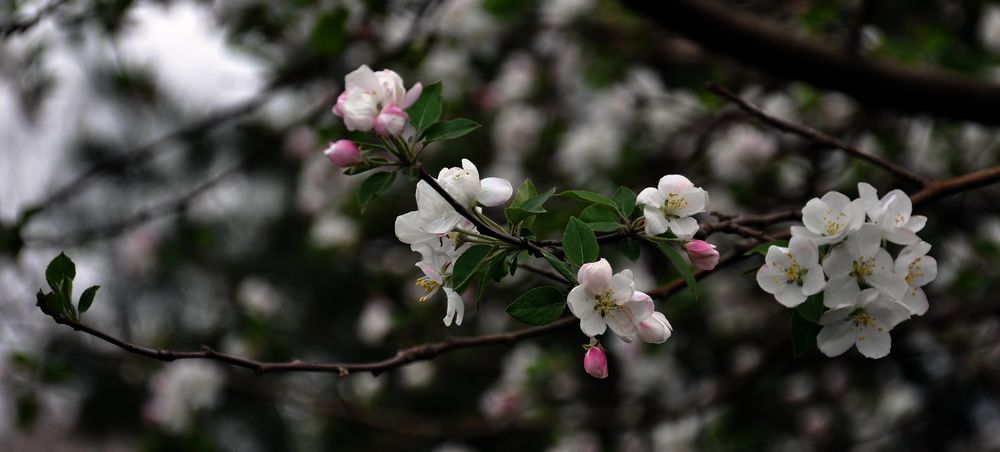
[705,82,931,187]
[38,298,576,377]
[910,165,1000,205]
[0,0,69,37]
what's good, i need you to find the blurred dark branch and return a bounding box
[706,82,930,187]
[38,296,576,376]
[0,0,68,37]
[22,151,257,248]
[910,165,1000,205]
[622,0,1000,124]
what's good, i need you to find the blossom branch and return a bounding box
[705,82,931,187]
[38,298,576,377]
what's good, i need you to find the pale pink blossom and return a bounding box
[374,105,409,136]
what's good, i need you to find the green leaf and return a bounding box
[579,204,621,232]
[343,157,391,176]
[542,252,577,284]
[563,217,599,266]
[505,286,567,325]
[620,238,641,261]
[558,190,618,210]
[653,241,699,299]
[612,187,637,218]
[45,253,75,292]
[744,240,789,257]
[505,187,555,225]
[78,285,100,314]
[406,81,442,131]
[791,310,822,356]
[357,171,397,213]
[452,245,494,292]
[423,118,481,143]
[795,294,824,323]
[508,179,538,209]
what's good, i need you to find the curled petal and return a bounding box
[478,177,513,207]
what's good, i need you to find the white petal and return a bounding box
[817,321,856,357]
[637,311,672,344]
[821,246,853,278]
[857,182,880,219]
[344,64,380,93]
[906,215,927,233]
[855,327,891,359]
[866,270,907,301]
[579,313,607,337]
[848,224,882,258]
[756,265,787,294]
[819,307,852,325]
[567,286,595,318]
[801,265,826,295]
[578,259,612,296]
[477,177,513,206]
[790,226,820,241]
[823,277,860,309]
[623,293,654,322]
[461,159,480,181]
[789,236,819,266]
[642,207,670,236]
[610,272,635,304]
[606,308,637,341]
[668,216,700,240]
[775,285,807,307]
[820,191,852,210]
[636,187,665,208]
[765,246,791,268]
[884,227,920,245]
[900,288,928,316]
[800,197,829,236]
[395,211,433,244]
[443,287,465,326]
[672,188,708,217]
[657,174,694,196]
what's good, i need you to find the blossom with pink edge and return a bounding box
[583,344,609,379]
[324,139,363,167]
[685,240,720,270]
[332,65,423,133]
[374,105,409,136]
[566,259,671,344]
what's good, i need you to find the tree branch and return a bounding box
[622,0,1000,124]
[38,299,576,377]
[0,0,69,37]
[706,82,931,187]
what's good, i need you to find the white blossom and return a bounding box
[637,174,708,240]
[791,191,865,245]
[816,288,911,358]
[822,225,908,308]
[756,237,826,307]
[894,241,937,316]
[857,182,926,245]
[411,236,470,326]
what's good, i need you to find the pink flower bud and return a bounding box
[685,240,720,271]
[374,105,409,136]
[583,346,609,379]
[332,91,349,117]
[324,140,362,167]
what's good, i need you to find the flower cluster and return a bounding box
[395,159,513,326]
[757,183,937,358]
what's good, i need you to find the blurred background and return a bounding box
[2,0,1000,450]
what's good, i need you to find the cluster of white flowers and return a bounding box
[757,183,937,358]
[394,159,513,326]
